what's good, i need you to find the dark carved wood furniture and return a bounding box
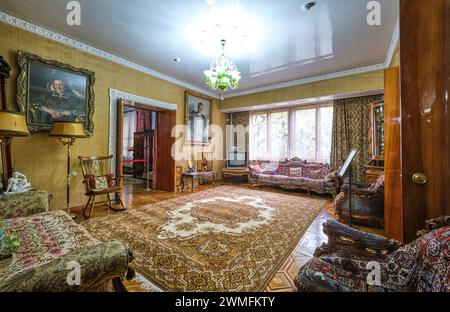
[294,216,450,292]
[133,130,154,188]
[222,168,250,184]
[0,56,12,192]
[364,156,384,185]
[175,166,183,192]
[334,175,384,228]
[78,155,126,218]
[181,171,216,192]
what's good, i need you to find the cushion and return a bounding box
[289,167,303,177]
[262,162,279,174]
[277,164,290,176]
[0,227,20,259]
[325,171,336,183]
[249,165,262,174]
[85,174,114,191]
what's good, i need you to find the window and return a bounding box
[249,103,333,163]
[249,110,288,161]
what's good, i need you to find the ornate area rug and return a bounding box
[82,186,326,291]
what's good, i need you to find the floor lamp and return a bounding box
[49,121,86,215]
[0,111,30,192]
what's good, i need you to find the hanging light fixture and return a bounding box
[204,39,241,97]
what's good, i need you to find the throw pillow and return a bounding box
[289,167,303,177]
[94,176,109,191]
[0,227,20,259]
[249,165,262,174]
[325,171,336,182]
[262,162,279,175]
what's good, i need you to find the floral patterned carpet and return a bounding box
[82,186,327,291]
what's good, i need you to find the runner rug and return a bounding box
[82,186,326,291]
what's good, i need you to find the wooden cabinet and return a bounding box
[365,157,384,185]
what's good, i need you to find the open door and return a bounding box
[385,0,450,242]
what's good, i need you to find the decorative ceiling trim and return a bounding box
[108,88,177,174]
[0,11,220,99]
[384,17,400,67]
[223,63,386,98]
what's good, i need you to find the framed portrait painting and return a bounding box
[17,51,95,135]
[185,91,212,145]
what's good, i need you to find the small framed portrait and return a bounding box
[185,91,212,145]
[16,51,95,135]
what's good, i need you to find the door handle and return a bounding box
[412,173,427,185]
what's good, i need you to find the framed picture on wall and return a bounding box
[185,91,212,145]
[16,51,95,135]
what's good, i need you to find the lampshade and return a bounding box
[49,121,86,138]
[0,111,30,137]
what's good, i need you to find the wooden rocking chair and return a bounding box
[78,155,126,218]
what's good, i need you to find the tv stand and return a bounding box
[222,168,251,184]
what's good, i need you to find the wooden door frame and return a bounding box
[115,99,176,192]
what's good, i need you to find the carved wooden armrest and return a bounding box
[315,220,403,257]
[416,215,450,237]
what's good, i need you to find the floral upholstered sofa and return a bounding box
[0,190,132,292]
[248,158,338,196]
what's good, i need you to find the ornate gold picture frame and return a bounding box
[185,90,212,145]
[16,51,95,135]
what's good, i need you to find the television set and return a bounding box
[227,151,248,169]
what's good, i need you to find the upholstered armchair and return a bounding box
[0,190,134,292]
[295,216,450,292]
[334,175,384,228]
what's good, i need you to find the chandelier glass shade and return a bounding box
[204,40,241,92]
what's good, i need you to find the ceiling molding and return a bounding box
[384,17,400,67]
[223,63,386,99]
[0,11,220,99]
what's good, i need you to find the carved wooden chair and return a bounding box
[334,175,384,228]
[78,155,126,218]
[295,216,450,292]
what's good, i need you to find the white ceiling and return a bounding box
[0,0,399,98]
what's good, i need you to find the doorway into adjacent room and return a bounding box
[121,106,156,191]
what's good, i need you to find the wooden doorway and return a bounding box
[384,0,450,242]
[116,99,176,192]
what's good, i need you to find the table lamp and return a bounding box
[0,111,29,191]
[49,121,86,215]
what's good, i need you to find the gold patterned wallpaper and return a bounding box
[219,70,384,111]
[0,22,226,209]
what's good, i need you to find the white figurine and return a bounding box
[5,171,31,194]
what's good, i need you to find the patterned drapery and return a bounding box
[331,95,383,183]
[230,111,250,154]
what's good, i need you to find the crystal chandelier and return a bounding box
[204,39,241,96]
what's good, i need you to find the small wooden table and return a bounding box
[222,168,251,184]
[181,171,216,192]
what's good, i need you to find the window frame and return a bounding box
[249,101,333,163]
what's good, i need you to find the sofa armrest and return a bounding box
[314,220,403,257]
[0,241,130,292]
[0,190,51,219]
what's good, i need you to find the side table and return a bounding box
[222,168,251,184]
[181,171,216,192]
